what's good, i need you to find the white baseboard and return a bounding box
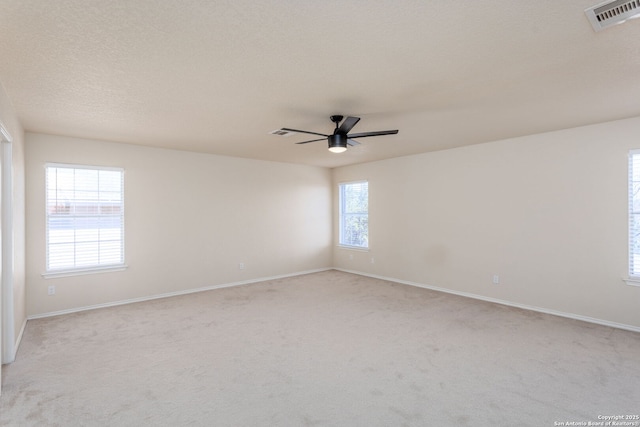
[1,318,26,365]
[336,268,640,334]
[13,318,27,360]
[26,266,640,333]
[27,267,332,320]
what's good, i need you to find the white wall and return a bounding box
[26,133,332,316]
[23,116,640,329]
[0,81,26,361]
[333,116,640,329]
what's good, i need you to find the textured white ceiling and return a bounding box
[1,0,639,168]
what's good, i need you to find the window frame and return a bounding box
[338,180,369,250]
[43,163,127,278]
[627,151,640,286]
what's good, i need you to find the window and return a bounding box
[339,181,368,248]
[629,151,640,282]
[46,164,125,275]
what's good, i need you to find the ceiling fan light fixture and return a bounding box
[328,134,347,153]
[285,115,398,153]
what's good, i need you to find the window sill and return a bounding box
[623,277,640,287]
[42,264,128,279]
[337,245,369,252]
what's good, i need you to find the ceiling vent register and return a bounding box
[585,0,640,31]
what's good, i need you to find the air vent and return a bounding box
[269,129,295,136]
[585,0,640,32]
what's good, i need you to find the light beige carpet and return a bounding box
[1,270,639,426]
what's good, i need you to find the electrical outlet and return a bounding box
[492,274,500,285]
[48,285,56,295]
[371,257,375,264]
[239,262,245,270]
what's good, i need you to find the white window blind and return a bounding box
[46,164,125,273]
[629,152,640,278]
[339,181,369,248]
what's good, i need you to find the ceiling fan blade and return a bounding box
[347,139,361,146]
[295,137,327,145]
[347,129,399,139]
[281,128,329,138]
[337,116,360,134]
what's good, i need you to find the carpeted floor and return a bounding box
[1,270,639,426]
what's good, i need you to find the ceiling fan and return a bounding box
[280,115,398,153]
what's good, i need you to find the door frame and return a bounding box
[1,122,15,371]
